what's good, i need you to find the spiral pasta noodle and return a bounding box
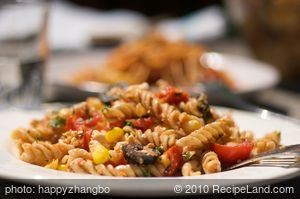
[20,141,74,166]
[176,117,234,151]
[181,160,201,176]
[201,151,221,174]
[180,98,202,117]
[69,158,164,177]
[124,126,185,150]
[68,148,92,161]
[59,130,84,147]
[12,124,60,146]
[102,102,147,120]
[59,148,92,169]
[12,128,43,145]
[253,131,281,154]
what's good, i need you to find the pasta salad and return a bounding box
[12,83,281,177]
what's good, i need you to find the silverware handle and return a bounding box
[226,144,300,170]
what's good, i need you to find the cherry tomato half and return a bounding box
[65,117,75,130]
[133,117,153,132]
[165,145,183,176]
[109,120,125,128]
[212,142,254,165]
[157,86,189,106]
[107,152,128,167]
[82,129,93,151]
[85,114,102,128]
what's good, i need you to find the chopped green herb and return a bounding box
[142,168,151,177]
[197,94,212,123]
[101,107,110,114]
[35,135,42,141]
[155,146,164,155]
[125,121,133,127]
[103,102,111,107]
[49,117,66,128]
[182,151,192,161]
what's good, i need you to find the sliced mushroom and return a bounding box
[122,144,160,165]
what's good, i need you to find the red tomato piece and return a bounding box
[133,117,153,131]
[66,116,84,131]
[95,123,109,131]
[65,117,74,130]
[85,114,102,128]
[108,152,128,166]
[73,118,85,131]
[109,120,124,128]
[212,142,254,165]
[165,145,183,176]
[82,129,92,151]
[66,113,103,131]
[157,86,189,106]
[74,109,87,120]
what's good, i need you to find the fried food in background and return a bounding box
[71,35,234,88]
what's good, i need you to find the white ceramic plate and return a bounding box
[0,107,299,196]
[47,52,280,95]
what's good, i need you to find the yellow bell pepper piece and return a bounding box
[105,127,124,143]
[57,164,67,171]
[45,159,59,170]
[89,140,110,164]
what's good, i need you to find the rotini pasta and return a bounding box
[112,85,204,133]
[59,130,84,147]
[124,126,185,150]
[180,98,202,117]
[180,94,212,123]
[102,102,147,120]
[181,160,201,176]
[201,151,221,174]
[69,158,164,177]
[176,117,234,151]
[253,131,281,155]
[20,141,74,166]
[11,83,282,177]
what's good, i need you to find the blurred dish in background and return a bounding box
[70,35,235,89]
[46,50,279,102]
